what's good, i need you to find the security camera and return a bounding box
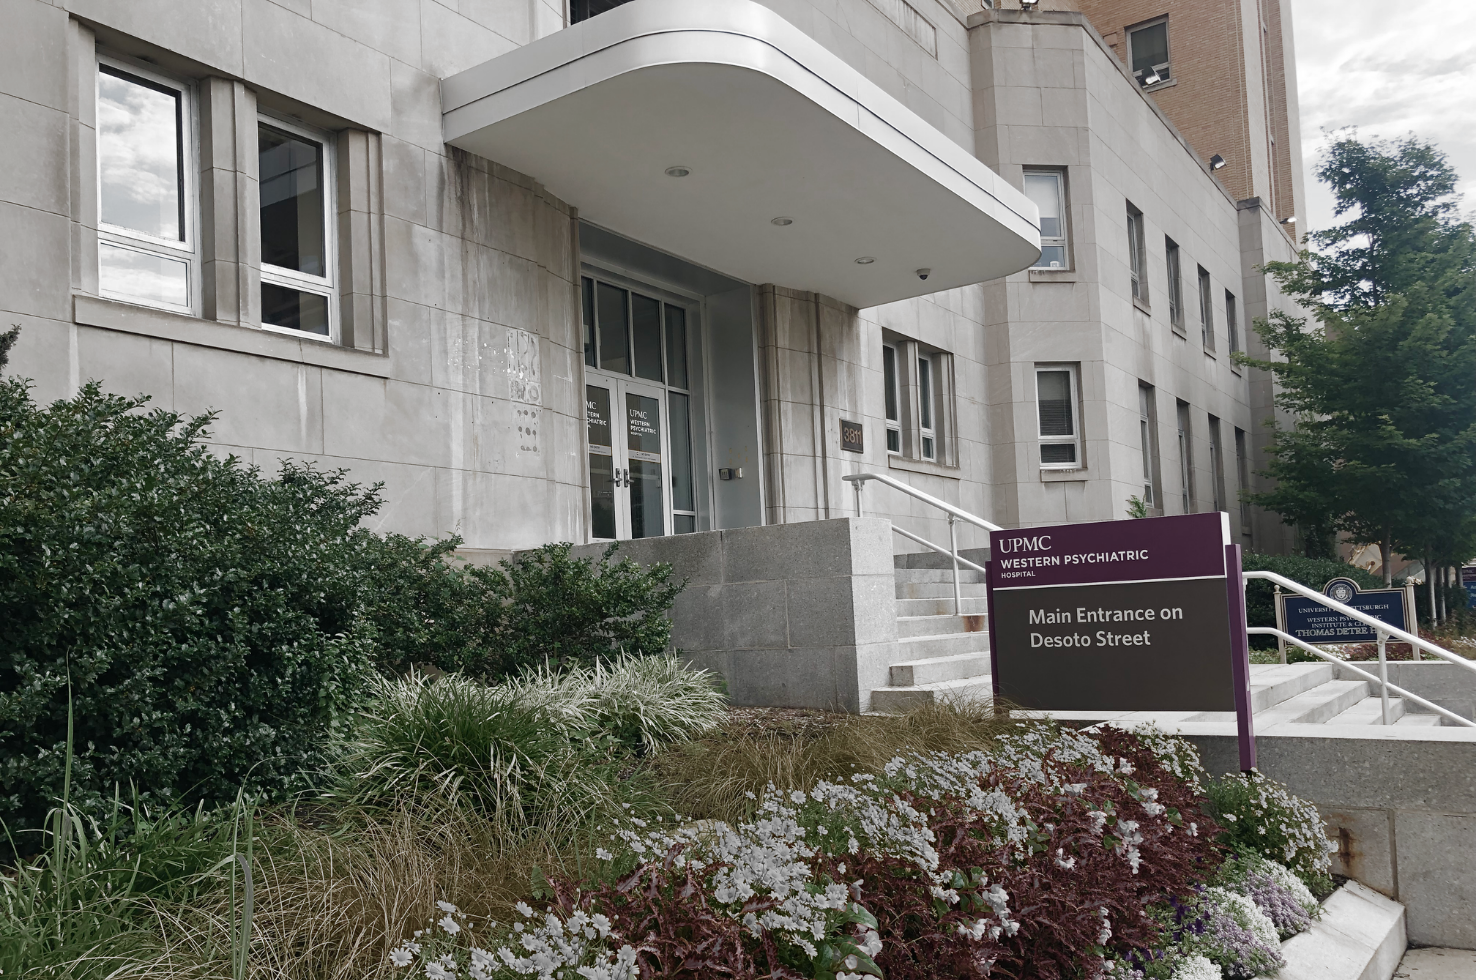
[916,268,931,280]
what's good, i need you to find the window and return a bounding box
[1127,204,1148,305]
[1225,290,1240,354]
[1024,170,1068,269]
[883,344,901,453]
[96,60,198,314]
[570,0,634,22]
[1235,427,1252,535]
[1197,266,1214,350]
[1128,19,1171,87]
[1176,400,1194,513]
[1208,415,1226,512]
[1036,365,1080,468]
[259,117,337,339]
[1165,238,1183,329]
[1138,384,1160,508]
[918,354,936,460]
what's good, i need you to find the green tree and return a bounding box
[0,325,18,372]
[1242,135,1476,582]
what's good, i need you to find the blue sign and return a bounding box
[1281,577,1410,643]
[1466,581,1476,610]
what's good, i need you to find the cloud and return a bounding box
[1294,0,1476,232]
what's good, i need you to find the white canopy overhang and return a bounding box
[441,0,1041,309]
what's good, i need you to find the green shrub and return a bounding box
[0,381,379,831]
[475,542,684,676]
[1241,553,1383,651]
[1205,770,1334,896]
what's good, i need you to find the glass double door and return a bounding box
[587,378,673,540]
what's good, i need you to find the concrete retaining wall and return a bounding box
[569,517,899,712]
[1189,729,1476,949]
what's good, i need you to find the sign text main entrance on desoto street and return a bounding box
[988,512,1239,712]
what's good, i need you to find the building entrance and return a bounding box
[582,274,697,540]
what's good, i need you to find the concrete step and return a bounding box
[1279,882,1404,980]
[1394,712,1445,727]
[1328,696,1409,725]
[870,675,994,713]
[895,581,990,600]
[894,548,990,570]
[890,651,992,686]
[897,632,989,661]
[897,613,989,639]
[892,568,986,584]
[895,596,989,617]
[1249,663,1337,712]
[1250,679,1371,726]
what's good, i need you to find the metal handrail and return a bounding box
[1244,570,1476,674]
[841,472,1003,531]
[892,525,989,576]
[1249,627,1476,729]
[841,472,1001,615]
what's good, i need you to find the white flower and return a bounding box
[437,900,459,914]
[439,914,462,935]
[515,901,535,918]
[596,847,614,860]
[390,947,415,968]
[1170,953,1222,980]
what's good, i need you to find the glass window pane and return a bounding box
[629,460,664,539]
[1023,173,1062,239]
[597,283,629,375]
[673,514,696,534]
[582,278,596,367]
[98,68,183,241]
[918,357,933,429]
[886,428,900,453]
[922,436,935,460]
[586,384,612,448]
[588,452,616,539]
[669,392,694,512]
[99,241,188,307]
[262,283,329,336]
[883,346,898,422]
[1131,22,1169,77]
[1042,443,1076,465]
[259,123,326,277]
[631,293,663,382]
[1037,370,1074,436]
[1037,245,1067,269]
[626,392,661,458]
[665,305,688,389]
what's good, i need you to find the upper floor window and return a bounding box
[1208,414,1226,512]
[96,59,198,314]
[1235,427,1252,536]
[570,0,633,23]
[1198,265,1214,350]
[1165,237,1183,329]
[1024,170,1068,269]
[1036,365,1080,469]
[1129,19,1171,87]
[883,343,901,454]
[918,354,937,461]
[1225,290,1240,354]
[1176,399,1194,513]
[1127,203,1148,305]
[1138,383,1160,509]
[259,117,337,340]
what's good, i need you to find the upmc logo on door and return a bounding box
[987,512,1241,711]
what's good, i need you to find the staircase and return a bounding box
[1240,662,1447,727]
[871,563,994,712]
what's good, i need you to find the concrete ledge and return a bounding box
[1280,882,1405,980]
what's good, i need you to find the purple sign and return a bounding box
[987,513,1255,769]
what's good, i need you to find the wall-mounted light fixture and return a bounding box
[1280,215,1296,225]
[664,166,691,177]
[1209,154,1227,171]
[1020,0,1039,8]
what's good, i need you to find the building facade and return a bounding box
[2,0,1303,572]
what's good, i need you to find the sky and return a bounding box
[1293,0,1476,237]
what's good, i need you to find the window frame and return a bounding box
[1176,399,1195,513]
[918,353,937,461]
[1225,289,1240,355]
[1234,426,1252,537]
[1024,169,1069,270]
[1138,383,1161,511]
[1208,414,1226,513]
[1165,237,1183,329]
[1197,265,1214,351]
[95,54,201,317]
[1127,203,1148,306]
[1127,17,1172,88]
[883,343,902,455]
[257,111,340,344]
[1035,363,1082,471]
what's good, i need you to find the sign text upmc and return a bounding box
[988,513,1241,711]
